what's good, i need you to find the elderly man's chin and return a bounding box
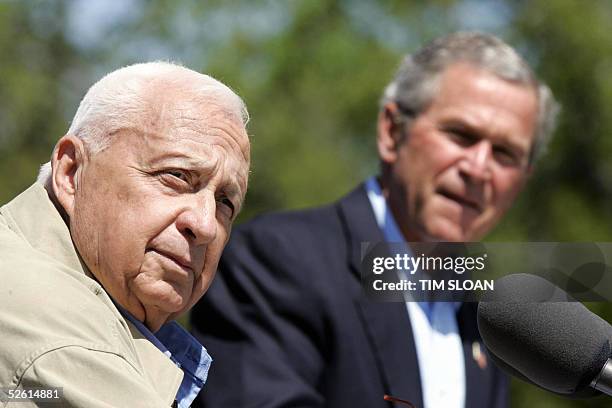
[130,276,194,331]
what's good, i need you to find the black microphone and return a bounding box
[477,273,612,398]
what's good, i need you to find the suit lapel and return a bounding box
[336,184,424,407]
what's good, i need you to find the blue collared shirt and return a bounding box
[117,306,212,408]
[365,176,465,408]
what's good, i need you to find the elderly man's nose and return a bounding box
[459,141,492,182]
[176,199,217,245]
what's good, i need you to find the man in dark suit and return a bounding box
[191,32,559,408]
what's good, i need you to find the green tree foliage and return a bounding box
[1,1,611,406]
[0,1,80,201]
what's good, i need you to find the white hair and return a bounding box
[37,61,249,184]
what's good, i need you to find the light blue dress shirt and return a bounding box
[365,177,465,408]
[117,305,212,408]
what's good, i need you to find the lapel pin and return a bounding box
[472,341,488,370]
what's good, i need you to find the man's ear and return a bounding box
[51,135,87,219]
[377,102,403,165]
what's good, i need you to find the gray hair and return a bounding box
[381,31,560,165]
[37,61,249,184]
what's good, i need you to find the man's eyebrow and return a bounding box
[222,176,247,201]
[441,119,529,152]
[146,149,247,195]
[148,153,216,171]
[439,118,483,135]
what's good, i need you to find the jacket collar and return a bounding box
[125,319,184,406]
[1,183,183,405]
[336,183,386,279]
[1,183,90,278]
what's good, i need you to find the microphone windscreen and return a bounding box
[478,273,612,396]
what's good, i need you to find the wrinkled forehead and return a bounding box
[136,83,250,162]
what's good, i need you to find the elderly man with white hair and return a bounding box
[0,62,250,407]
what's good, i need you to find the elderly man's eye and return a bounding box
[166,170,189,181]
[216,197,235,219]
[157,169,190,185]
[156,169,192,190]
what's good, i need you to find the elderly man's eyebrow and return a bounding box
[222,180,245,200]
[148,154,246,194]
[148,153,217,171]
[216,170,246,197]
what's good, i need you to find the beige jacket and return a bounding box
[0,183,183,407]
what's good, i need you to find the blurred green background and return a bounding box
[1,0,611,406]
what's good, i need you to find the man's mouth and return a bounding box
[437,189,482,213]
[147,248,193,273]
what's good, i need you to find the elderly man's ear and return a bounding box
[51,135,88,219]
[377,103,405,165]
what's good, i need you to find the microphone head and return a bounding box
[478,273,612,397]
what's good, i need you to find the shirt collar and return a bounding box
[116,304,212,408]
[365,176,460,313]
[365,176,405,243]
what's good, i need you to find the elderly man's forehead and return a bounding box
[133,84,249,156]
[142,80,217,119]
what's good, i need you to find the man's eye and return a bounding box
[216,197,235,218]
[157,170,192,190]
[167,170,189,181]
[493,147,519,166]
[447,129,478,145]
[165,170,189,182]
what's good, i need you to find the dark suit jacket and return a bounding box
[192,184,508,407]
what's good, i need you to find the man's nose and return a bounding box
[176,195,217,246]
[458,140,493,183]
